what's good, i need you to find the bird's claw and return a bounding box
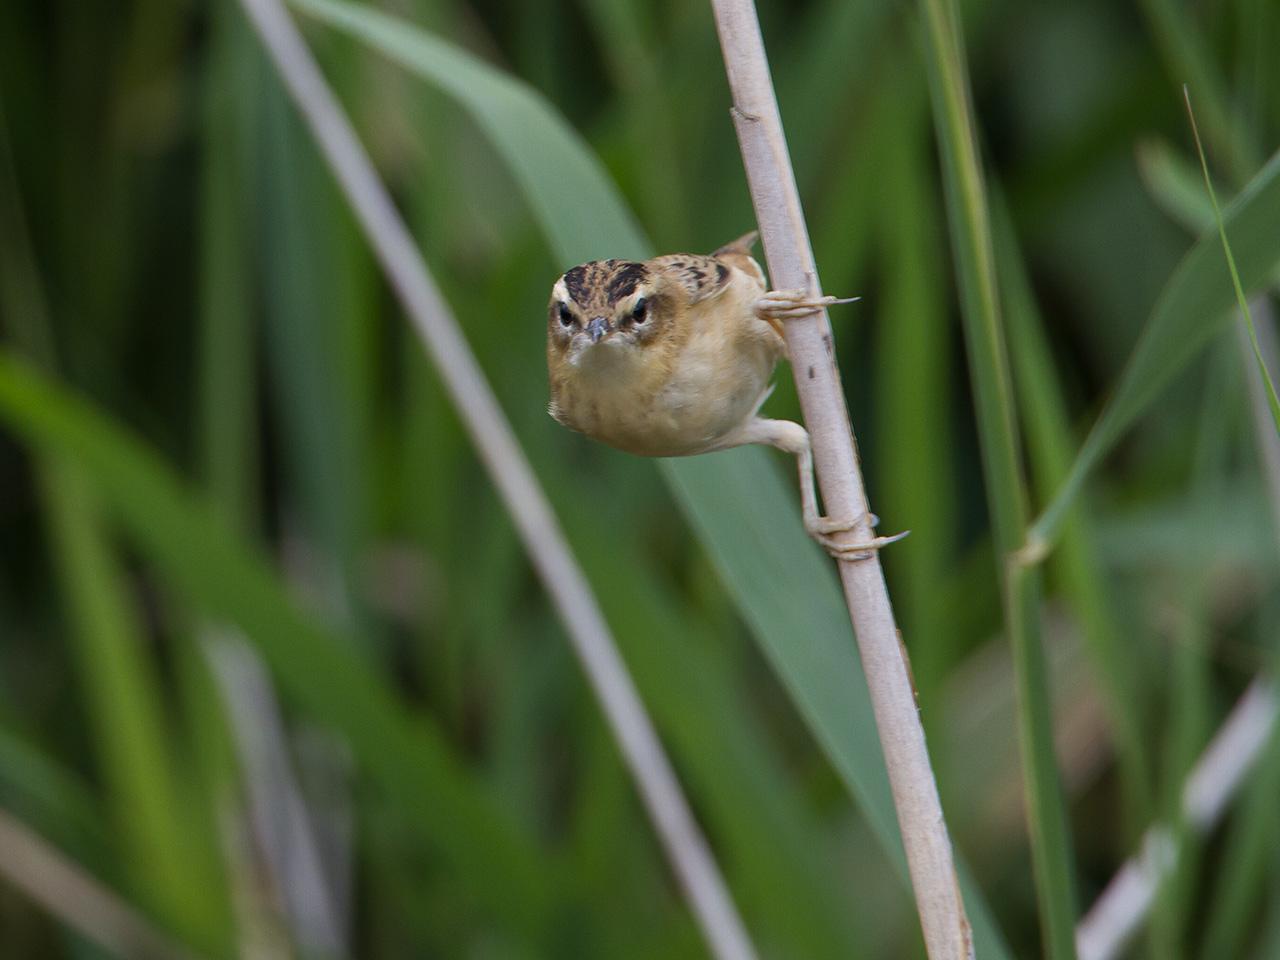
[806,513,909,561]
[755,288,860,321]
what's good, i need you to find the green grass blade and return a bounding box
[292,0,646,266]
[259,83,377,621]
[39,463,224,949]
[778,0,895,192]
[1186,88,1280,437]
[287,1,1013,953]
[871,71,958,712]
[918,0,1078,954]
[664,450,898,853]
[993,198,1154,830]
[0,352,555,946]
[1032,148,1280,550]
[563,510,866,957]
[0,724,112,878]
[1138,0,1257,182]
[199,0,261,533]
[1138,139,1217,235]
[665,449,1010,957]
[0,102,227,950]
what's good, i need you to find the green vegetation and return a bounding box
[0,0,1278,957]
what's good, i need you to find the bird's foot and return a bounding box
[755,288,859,322]
[806,512,909,561]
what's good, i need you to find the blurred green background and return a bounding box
[1,0,1278,957]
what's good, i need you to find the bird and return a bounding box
[545,231,905,559]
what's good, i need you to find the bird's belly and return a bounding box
[554,341,776,457]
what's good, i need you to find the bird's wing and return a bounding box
[649,254,736,305]
[711,232,766,289]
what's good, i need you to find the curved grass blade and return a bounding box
[1031,147,1280,551]
[40,463,228,951]
[292,0,646,266]
[287,0,1015,954]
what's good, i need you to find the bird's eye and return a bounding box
[631,298,648,324]
[558,303,574,328]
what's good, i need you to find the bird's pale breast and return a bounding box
[551,267,782,457]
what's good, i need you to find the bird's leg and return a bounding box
[715,418,908,560]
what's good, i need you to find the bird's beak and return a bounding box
[587,316,610,344]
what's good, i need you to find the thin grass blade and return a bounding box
[1032,148,1280,550]
[1185,87,1280,435]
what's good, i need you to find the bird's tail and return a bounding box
[712,230,758,257]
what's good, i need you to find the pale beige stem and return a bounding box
[235,1,758,958]
[1075,678,1277,960]
[204,629,347,956]
[0,808,202,960]
[709,3,973,958]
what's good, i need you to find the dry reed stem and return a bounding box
[236,1,758,957]
[0,808,201,960]
[204,630,346,955]
[1075,678,1278,959]
[710,3,973,958]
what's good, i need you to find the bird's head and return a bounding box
[546,259,670,375]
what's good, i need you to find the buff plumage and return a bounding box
[545,232,903,559]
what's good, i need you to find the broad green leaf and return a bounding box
[664,448,898,851]
[40,463,226,950]
[562,509,866,957]
[1032,148,1280,548]
[288,1,1011,955]
[292,0,646,266]
[0,352,554,945]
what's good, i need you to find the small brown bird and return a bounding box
[546,232,902,558]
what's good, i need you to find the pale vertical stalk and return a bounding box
[0,808,202,960]
[204,631,346,957]
[235,2,757,958]
[1075,679,1278,960]
[709,3,972,958]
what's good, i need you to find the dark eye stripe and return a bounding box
[630,298,647,324]
[558,303,574,327]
